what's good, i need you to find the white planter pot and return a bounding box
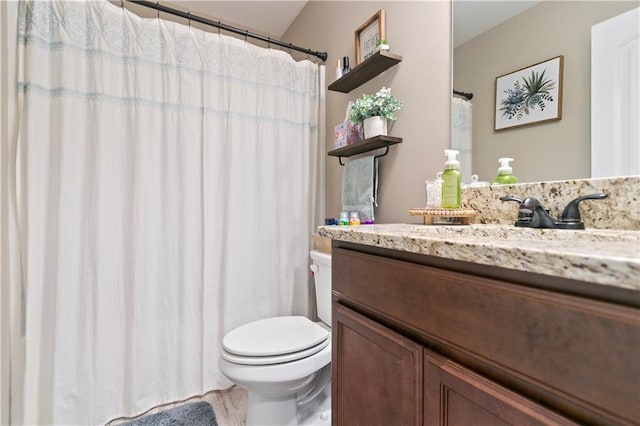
[363,116,387,139]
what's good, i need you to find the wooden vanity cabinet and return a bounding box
[331,242,640,426]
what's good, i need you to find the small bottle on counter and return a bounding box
[349,211,360,225]
[361,211,375,225]
[339,211,349,226]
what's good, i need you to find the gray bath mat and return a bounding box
[122,401,217,426]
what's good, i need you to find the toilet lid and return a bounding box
[221,336,329,365]
[223,316,329,357]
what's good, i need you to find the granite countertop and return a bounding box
[317,224,640,290]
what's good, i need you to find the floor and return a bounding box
[108,385,248,426]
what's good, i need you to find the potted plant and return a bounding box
[349,87,403,139]
[376,39,390,51]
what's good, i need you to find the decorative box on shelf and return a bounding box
[334,121,363,148]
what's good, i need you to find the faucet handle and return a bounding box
[500,196,528,224]
[558,193,608,229]
[500,196,544,226]
[499,195,523,204]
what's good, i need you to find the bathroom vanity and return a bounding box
[318,224,640,426]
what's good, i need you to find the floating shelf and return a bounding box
[328,51,403,93]
[328,135,402,165]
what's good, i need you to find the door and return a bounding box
[332,303,423,426]
[591,7,640,178]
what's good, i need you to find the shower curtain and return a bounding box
[3,1,325,424]
[451,96,472,184]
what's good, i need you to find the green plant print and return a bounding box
[500,70,556,120]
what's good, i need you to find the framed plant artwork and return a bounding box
[355,9,386,65]
[494,55,564,131]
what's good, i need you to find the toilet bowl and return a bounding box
[219,250,332,426]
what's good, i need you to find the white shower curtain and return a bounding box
[4,1,325,424]
[451,96,472,184]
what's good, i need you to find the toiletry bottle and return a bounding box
[342,56,351,74]
[441,149,461,209]
[492,158,519,184]
[349,211,360,225]
[335,60,343,80]
[339,211,349,226]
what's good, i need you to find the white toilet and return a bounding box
[219,250,332,426]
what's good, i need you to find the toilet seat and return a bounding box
[222,316,329,366]
[222,337,329,365]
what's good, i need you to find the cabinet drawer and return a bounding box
[332,247,640,425]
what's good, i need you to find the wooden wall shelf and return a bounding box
[328,135,402,164]
[328,51,403,93]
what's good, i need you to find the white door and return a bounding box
[591,7,639,178]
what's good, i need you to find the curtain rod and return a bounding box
[126,0,328,62]
[453,89,473,100]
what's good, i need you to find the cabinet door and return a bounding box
[333,303,423,426]
[424,349,576,426]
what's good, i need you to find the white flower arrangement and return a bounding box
[349,87,403,123]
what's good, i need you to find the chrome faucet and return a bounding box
[500,193,608,229]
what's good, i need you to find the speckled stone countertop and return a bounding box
[464,176,640,230]
[317,224,640,290]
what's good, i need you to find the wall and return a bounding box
[285,1,452,224]
[454,1,636,184]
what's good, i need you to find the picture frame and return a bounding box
[354,9,386,65]
[494,55,564,131]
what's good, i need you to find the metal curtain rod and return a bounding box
[127,0,328,61]
[453,89,473,100]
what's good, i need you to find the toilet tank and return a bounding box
[310,250,332,326]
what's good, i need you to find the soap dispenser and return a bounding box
[493,158,518,184]
[441,149,461,208]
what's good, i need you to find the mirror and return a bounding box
[452,1,638,183]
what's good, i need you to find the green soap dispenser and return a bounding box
[441,149,461,208]
[493,157,518,184]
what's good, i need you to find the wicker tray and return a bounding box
[409,207,476,225]
[312,233,331,253]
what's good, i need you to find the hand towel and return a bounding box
[342,155,378,222]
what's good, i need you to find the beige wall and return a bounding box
[285,1,452,224]
[454,1,636,183]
